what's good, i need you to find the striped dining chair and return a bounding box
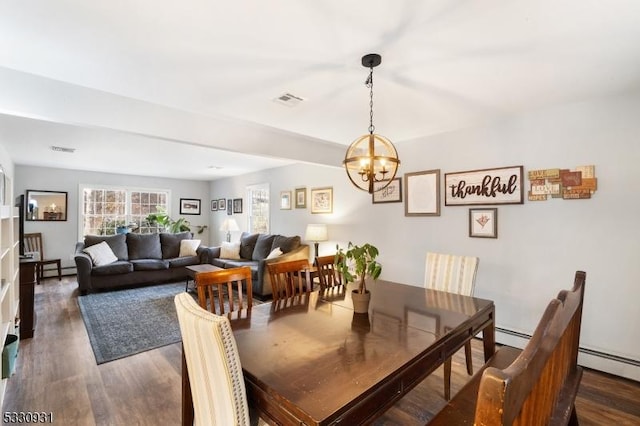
[175,292,265,425]
[424,252,479,400]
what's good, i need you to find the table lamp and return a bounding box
[305,224,328,259]
[220,218,239,242]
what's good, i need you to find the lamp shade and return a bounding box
[305,224,328,242]
[220,218,239,232]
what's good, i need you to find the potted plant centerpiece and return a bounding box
[335,242,382,313]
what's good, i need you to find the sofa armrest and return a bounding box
[74,242,93,293]
[198,246,221,263]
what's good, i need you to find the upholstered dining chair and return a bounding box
[267,259,312,307]
[315,254,343,289]
[424,251,479,400]
[24,232,61,284]
[195,266,253,316]
[175,292,265,426]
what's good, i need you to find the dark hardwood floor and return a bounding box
[3,277,639,425]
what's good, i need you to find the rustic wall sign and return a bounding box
[527,165,596,201]
[444,165,524,206]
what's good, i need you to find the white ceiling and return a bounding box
[1,1,640,180]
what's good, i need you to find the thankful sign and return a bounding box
[444,165,524,206]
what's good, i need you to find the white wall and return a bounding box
[14,166,211,272]
[211,90,640,380]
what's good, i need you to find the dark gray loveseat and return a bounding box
[74,232,208,294]
[207,232,309,299]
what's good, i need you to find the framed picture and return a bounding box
[210,200,218,211]
[25,189,68,221]
[233,198,243,214]
[280,191,292,209]
[372,178,402,204]
[180,198,201,215]
[311,187,333,214]
[469,208,498,238]
[295,187,307,209]
[445,165,524,206]
[227,199,232,215]
[218,198,226,211]
[404,170,440,216]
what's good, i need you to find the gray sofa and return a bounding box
[74,232,208,294]
[208,232,309,299]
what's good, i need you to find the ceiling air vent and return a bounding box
[273,93,304,107]
[50,145,76,153]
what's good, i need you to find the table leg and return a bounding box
[182,345,194,426]
[482,307,496,362]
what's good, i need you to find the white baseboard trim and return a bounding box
[495,327,640,382]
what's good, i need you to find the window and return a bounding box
[80,186,170,236]
[246,183,269,234]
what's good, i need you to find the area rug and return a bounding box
[78,282,188,364]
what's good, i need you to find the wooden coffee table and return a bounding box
[184,264,222,291]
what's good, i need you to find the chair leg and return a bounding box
[464,341,473,375]
[443,357,452,400]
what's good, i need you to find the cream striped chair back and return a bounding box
[174,292,250,426]
[424,252,479,296]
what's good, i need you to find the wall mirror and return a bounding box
[26,190,68,221]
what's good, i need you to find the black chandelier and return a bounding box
[343,53,400,194]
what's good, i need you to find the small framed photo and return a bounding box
[180,198,201,215]
[233,198,243,214]
[227,199,233,215]
[211,200,218,211]
[280,191,292,210]
[372,177,402,204]
[405,169,440,216]
[469,208,498,238]
[311,187,333,214]
[218,198,226,211]
[295,187,307,209]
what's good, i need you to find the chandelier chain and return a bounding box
[367,67,375,134]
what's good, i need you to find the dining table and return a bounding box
[204,278,496,425]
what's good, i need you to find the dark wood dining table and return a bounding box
[222,279,495,425]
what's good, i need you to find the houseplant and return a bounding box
[335,242,382,313]
[145,208,207,235]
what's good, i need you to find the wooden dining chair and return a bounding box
[267,259,312,307]
[424,252,479,400]
[24,232,61,284]
[175,292,265,426]
[194,266,253,316]
[315,254,343,289]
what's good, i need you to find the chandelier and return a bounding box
[343,53,400,194]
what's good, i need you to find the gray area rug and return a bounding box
[78,282,186,364]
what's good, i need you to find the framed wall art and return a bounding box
[26,189,68,221]
[469,208,498,238]
[445,165,524,206]
[227,199,232,215]
[218,198,226,211]
[372,177,402,204]
[210,200,218,211]
[295,187,306,209]
[404,170,440,216]
[233,198,243,214]
[180,198,201,215]
[280,191,292,210]
[310,187,333,214]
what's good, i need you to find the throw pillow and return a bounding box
[220,241,241,260]
[84,233,128,260]
[126,233,162,260]
[179,239,201,257]
[271,235,301,253]
[239,232,259,259]
[265,247,283,260]
[252,234,275,261]
[83,241,118,266]
[160,231,192,259]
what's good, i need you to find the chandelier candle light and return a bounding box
[343,53,400,194]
